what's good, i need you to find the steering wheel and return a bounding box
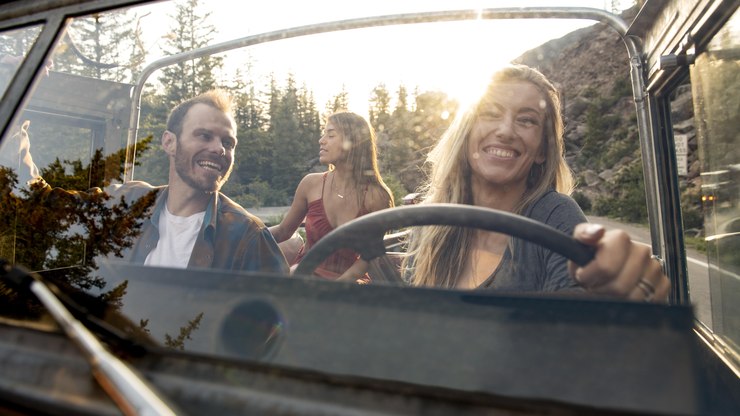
[294,204,596,282]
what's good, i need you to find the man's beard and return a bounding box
[174,148,232,193]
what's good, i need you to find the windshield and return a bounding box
[0,0,702,412]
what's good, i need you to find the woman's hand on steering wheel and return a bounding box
[569,223,670,303]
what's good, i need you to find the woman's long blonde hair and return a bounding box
[327,111,394,208]
[404,64,574,288]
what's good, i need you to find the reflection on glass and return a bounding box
[0,26,42,97]
[0,135,156,319]
[690,8,740,346]
[0,6,158,323]
[0,0,652,358]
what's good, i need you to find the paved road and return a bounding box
[589,215,712,328]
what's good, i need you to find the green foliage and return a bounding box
[684,235,706,254]
[600,128,638,168]
[368,83,392,130]
[591,196,609,217]
[680,183,703,230]
[29,0,461,210]
[53,9,142,83]
[572,191,592,213]
[592,160,647,223]
[158,0,223,108]
[678,179,707,256]
[190,76,457,207]
[132,93,170,185]
[325,85,350,115]
[241,179,271,208]
[612,76,632,99]
[266,75,321,203]
[579,103,605,165]
[576,73,634,171]
[0,138,156,319]
[373,87,455,192]
[231,192,261,209]
[164,312,203,350]
[99,281,128,309]
[380,173,407,207]
[581,86,598,99]
[239,178,289,208]
[34,0,462,211]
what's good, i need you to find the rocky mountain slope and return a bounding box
[513,6,699,225]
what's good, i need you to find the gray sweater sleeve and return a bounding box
[526,190,588,292]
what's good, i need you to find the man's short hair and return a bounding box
[166,89,235,137]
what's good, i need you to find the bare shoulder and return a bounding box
[297,172,327,200]
[299,172,326,190]
[364,184,393,212]
[302,172,326,184]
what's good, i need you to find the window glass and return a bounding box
[685,8,739,343]
[0,0,652,356]
[0,26,42,96]
[0,2,730,414]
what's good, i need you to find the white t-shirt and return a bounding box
[144,204,205,268]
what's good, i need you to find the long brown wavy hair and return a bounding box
[404,64,574,288]
[327,111,394,209]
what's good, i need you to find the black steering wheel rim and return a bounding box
[294,204,595,278]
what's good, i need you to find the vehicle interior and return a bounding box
[0,0,738,415]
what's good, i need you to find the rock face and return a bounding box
[513,6,698,222]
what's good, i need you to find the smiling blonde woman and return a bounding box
[404,64,669,302]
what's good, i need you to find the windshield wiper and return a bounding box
[1,259,179,416]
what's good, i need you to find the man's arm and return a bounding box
[242,227,290,274]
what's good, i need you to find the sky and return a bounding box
[132,0,637,114]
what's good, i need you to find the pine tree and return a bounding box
[386,83,414,187]
[129,92,169,185]
[324,85,350,117]
[158,0,223,109]
[406,90,456,189]
[53,10,139,82]
[368,83,392,132]
[224,67,271,206]
[297,82,321,169]
[368,83,393,174]
[394,85,410,116]
[269,75,301,201]
[262,75,321,205]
